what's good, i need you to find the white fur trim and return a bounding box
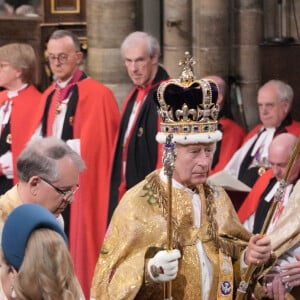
[156,130,223,144]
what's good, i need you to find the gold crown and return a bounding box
[155,52,222,144]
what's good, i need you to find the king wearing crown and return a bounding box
[90,52,272,300]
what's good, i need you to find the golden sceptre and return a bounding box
[163,134,176,300]
[235,136,300,300]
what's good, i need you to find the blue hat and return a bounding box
[2,203,68,271]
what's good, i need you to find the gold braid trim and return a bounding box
[203,183,220,251]
[204,184,246,259]
[145,173,245,258]
[144,172,168,212]
[144,172,180,247]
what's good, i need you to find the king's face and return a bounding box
[173,142,215,187]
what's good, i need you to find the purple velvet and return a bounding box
[157,81,218,119]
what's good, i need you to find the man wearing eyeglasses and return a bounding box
[39,29,120,299]
[0,136,85,299]
[224,80,300,189]
[0,136,85,220]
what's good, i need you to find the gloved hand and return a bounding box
[66,139,81,155]
[147,249,181,282]
[0,151,13,179]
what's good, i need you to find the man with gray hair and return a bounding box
[0,136,85,223]
[224,80,300,197]
[0,136,85,299]
[108,31,170,222]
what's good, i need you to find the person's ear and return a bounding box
[8,266,17,298]
[8,265,17,274]
[75,51,83,65]
[151,54,159,65]
[28,176,41,196]
[282,99,290,114]
[217,94,225,110]
[15,69,23,80]
[8,265,17,281]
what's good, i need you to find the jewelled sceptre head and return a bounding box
[163,134,176,178]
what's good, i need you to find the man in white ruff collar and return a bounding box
[225,80,300,190]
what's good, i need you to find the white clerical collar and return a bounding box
[265,181,293,203]
[7,83,28,98]
[251,127,276,159]
[55,75,73,88]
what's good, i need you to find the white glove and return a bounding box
[66,139,81,155]
[147,249,181,282]
[0,151,13,179]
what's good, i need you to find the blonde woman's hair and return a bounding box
[14,229,84,300]
[0,43,37,84]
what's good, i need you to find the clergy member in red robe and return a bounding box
[0,43,44,194]
[225,80,300,189]
[204,75,246,175]
[238,133,300,234]
[107,32,170,223]
[40,30,120,299]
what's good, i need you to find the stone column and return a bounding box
[86,0,136,107]
[232,0,263,130]
[192,0,230,79]
[163,0,192,77]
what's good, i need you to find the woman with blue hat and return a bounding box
[0,203,84,300]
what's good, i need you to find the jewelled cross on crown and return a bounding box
[179,51,196,87]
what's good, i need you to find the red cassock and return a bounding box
[210,117,246,175]
[41,77,120,299]
[238,169,274,223]
[0,85,44,182]
[243,120,300,144]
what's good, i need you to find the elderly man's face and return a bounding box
[47,36,82,82]
[257,85,290,128]
[173,142,215,188]
[122,40,158,88]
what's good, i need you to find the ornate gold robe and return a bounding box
[91,170,251,299]
[0,185,23,229]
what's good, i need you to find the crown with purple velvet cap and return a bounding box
[155,52,222,144]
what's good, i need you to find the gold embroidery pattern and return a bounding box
[204,184,220,251]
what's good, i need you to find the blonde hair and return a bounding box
[14,229,84,300]
[0,43,37,84]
